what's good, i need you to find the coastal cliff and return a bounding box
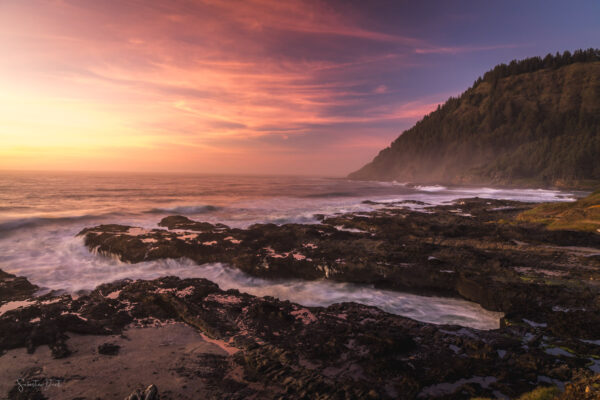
[349,49,600,189]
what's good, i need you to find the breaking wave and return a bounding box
[5,236,502,330]
[146,205,222,214]
[0,213,121,234]
[413,185,448,192]
[1,173,579,331]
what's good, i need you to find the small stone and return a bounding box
[50,340,71,359]
[98,343,120,356]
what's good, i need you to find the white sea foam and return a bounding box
[414,185,448,192]
[5,247,502,329]
[0,213,503,329]
[0,174,577,331]
[372,186,576,212]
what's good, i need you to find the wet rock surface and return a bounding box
[80,198,600,339]
[1,197,599,398]
[97,342,120,356]
[0,272,598,399]
[125,384,159,400]
[0,269,38,303]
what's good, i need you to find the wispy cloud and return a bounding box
[0,0,527,174]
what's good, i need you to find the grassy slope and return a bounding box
[517,189,600,232]
[472,386,561,400]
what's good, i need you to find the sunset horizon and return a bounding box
[1,2,599,399]
[2,0,598,175]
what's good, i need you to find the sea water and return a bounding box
[0,171,578,329]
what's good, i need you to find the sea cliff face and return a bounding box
[349,53,600,189]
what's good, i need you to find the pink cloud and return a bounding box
[373,85,388,94]
[0,0,502,175]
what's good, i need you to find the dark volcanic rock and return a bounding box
[5,197,599,398]
[1,271,599,399]
[0,269,38,303]
[98,342,120,355]
[78,198,600,340]
[158,215,229,231]
[125,384,159,400]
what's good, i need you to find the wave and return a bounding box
[0,206,30,212]
[0,212,121,233]
[3,241,502,329]
[374,180,409,187]
[145,205,222,214]
[449,187,575,202]
[93,188,141,192]
[413,185,448,192]
[302,191,357,198]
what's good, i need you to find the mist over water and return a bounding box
[0,171,579,329]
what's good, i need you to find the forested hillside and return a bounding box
[349,49,600,188]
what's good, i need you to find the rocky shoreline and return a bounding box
[1,197,599,399]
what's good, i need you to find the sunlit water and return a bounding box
[0,171,579,329]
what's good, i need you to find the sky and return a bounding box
[0,0,598,176]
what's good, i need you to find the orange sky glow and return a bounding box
[6,1,592,175]
[0,0,455,175]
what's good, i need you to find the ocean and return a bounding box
[0,171,579,329]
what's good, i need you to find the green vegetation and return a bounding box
[479,48,600,84]
[471,385,560,400]
[518,189,600,232]
[349,49,600,189]
[516,386,561,400]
